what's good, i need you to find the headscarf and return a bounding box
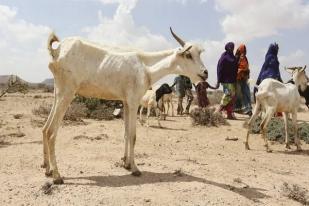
[217,42,237,83]
[236,44,249,80]
[256,43,282,85]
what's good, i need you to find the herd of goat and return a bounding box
[28,27,308,184]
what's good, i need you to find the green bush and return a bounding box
[250,117,309,144]
[32,96,122,121]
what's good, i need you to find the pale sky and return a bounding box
[0,0,309,85]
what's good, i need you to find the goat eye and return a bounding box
[185,53,192,59]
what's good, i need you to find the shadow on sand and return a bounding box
[275,149,309,156]
[65,171,270,202]
[149,125,187,131]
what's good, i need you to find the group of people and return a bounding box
[171,42,282,120]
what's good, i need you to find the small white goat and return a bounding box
[246,66,308,152]
[43,28,207,184]
[139,83,172,127]
[161,92,175,117]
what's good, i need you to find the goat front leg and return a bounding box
[146,105,151,127]
[283,112,291,149]
[128,105,141,176]
[122,103,130,169]
[292,112,302,151]
[155,108,162,128]
[139,106,144,126]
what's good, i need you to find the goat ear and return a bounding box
[177,45,192,56]
[284,67,294,74]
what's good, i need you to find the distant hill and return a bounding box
[41,78,54,86]
[0,75,53,90]
[0,75,30,86]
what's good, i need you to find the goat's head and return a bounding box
[286,65,308,91]
[170,27,207,83]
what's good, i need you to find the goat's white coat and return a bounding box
[139,89,163,127]
[42,32,206,183]
[246,67,308,152]
[162,93,174,117]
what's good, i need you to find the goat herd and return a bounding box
[42,29,308,184]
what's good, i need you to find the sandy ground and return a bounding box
[1,92,309,206]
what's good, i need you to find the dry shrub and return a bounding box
[33,95,42,99]
[13,114,23,119]
[250,117,309,144]
[64,102,87,121]
[190,107,228,127]
[88,104,114,120]
[32,96,121,121]
[32,103,51,117]
[43,86,54,93]
[32,103,87,122]
[281,182,309,205]
[31,119,45,128]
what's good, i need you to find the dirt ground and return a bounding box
[1,92,309,206]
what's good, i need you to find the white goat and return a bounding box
[139,83,172,127]
[245,66,308,152]
[139,89,163,127]
[43,28,207,184]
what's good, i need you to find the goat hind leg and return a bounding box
[42,87,57,172]
[46,92,75,184]
[292,112,302,151]
[283,112,291,149]
[245,102,260,150]
[261,109,274,152]
[122,103,130,169]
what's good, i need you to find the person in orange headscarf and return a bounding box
[234,44,252,116]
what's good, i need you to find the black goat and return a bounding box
[155,83,173,102]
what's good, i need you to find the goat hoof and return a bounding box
[53,177,64,185]
[245,143,250,150]
[131,170,142,177]
[124,164,131,170]
[41,163,47,168]
[45,170,53,177]
[285,144,291,149]
[266,148,273,153]
[296,146,302,151]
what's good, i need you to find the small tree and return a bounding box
[0,75,28,97]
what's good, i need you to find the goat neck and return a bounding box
[139,49,175,66]
[146,51,178,85]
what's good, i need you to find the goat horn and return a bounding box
[304,65,307,70]
[170,27,185,47]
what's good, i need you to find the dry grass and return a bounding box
[190,106,228,127]
[13,114,23,119]
[281,182,309,205]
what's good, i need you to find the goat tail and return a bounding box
[47,32,60,61]
[255,90,269,99]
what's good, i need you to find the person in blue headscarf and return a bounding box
[254,43,282,101]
